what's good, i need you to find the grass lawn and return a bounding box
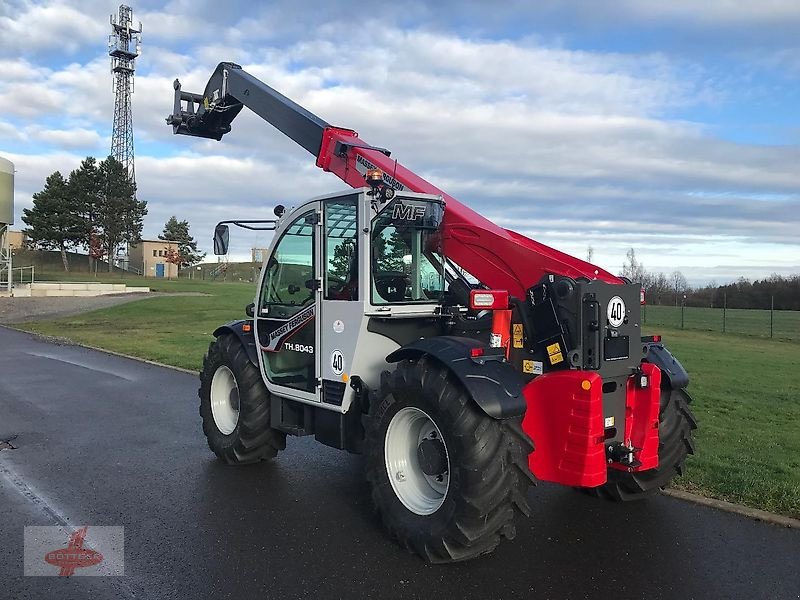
[645,327,800,518]
[20,279,255,371]
[15,285,800,518]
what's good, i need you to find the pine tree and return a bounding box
[329,238,355,281]
[67,157,102,271]
[158,216,206,269]
[22,171,85,272]
[97,156,147,271]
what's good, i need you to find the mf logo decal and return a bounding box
[607,296,626,328]
[261,305,315,352]
[391,202,426,221]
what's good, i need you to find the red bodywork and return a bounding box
[314,126,658,487]
[316,127,621,298]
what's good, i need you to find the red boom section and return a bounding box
[316,128,621,298]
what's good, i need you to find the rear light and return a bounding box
[469,289,509,310]
[242,323,252,332]
[470,347,484,358]
[640,287,646,305]
[652,335,661,342]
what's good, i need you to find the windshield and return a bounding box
[370,198,445,304]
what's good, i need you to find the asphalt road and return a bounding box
[1,326,798,600]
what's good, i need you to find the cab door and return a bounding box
[254,203,321,401]
[318,194,362,409]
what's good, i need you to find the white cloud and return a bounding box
[0,1,106,55]
[0,6,797,284]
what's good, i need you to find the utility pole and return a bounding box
[109,5,142,186]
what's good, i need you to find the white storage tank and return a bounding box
[0,156,13,225]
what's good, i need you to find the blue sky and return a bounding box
[1,0,798,284]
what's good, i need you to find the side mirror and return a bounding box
[213,224,229,255]
[274,204,285,217]
[245,302,255,318]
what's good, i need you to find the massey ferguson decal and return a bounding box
[260,304,315,352]
[391,202,426,220]
[355,155,405,191]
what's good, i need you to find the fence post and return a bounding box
[681,297,685,329]
[723,293,727,334]
[770,296,774,339]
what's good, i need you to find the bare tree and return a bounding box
[620,247,647,284]
[670,270,688,306]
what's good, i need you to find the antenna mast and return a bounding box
[109,5,141,186]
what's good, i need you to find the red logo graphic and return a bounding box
[44,526,104,576]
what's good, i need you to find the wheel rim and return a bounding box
[210,365,240,435]
[384,407,450,515]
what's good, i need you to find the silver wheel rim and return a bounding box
[384,407,450,515]
[210,365,240,435]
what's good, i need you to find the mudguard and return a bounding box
[643,341,689,389]
[213,320,259,367]
[386,336,526,419]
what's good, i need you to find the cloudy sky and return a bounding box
[1,0,798,284]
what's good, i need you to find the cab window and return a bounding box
[260,210,315,319]
[370,198,445,304]
[324,197,358,300]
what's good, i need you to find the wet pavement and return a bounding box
[1,326,798,600]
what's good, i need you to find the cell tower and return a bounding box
[109,5,142,185]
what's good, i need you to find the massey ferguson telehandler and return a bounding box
[167,63,696,563]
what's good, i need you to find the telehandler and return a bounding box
[167,63,696,563]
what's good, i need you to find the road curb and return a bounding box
[662,488,800,529]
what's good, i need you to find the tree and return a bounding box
[620,247,647,285]
[97,156,147,271]
[329,237,355,281]
[158,216,206,269]
[670,270,688,306]
[66,157,102,271]
[22,171,86,272]
[164,246,183,279]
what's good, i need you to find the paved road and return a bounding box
[1,326,798,600]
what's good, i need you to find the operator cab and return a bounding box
[250,188,446,416]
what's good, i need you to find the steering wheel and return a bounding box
[375,271,408,302]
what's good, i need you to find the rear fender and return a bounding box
[643,342,689,389]
[385,336,526,419]
[213,320,258,367]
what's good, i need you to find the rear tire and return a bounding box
[585,385,697,501]
[199,334,286,464]
[364,356,535,563]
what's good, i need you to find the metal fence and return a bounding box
[642,298,799,342]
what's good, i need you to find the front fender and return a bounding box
[213,320,258,367]
[386,336,526,419]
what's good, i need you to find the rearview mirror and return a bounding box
[213,224,229,255]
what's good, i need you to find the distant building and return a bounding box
[7,230,27,250]
[252,248,270,263]
[128,239,179,278]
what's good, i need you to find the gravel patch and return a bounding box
[0,292,204,324]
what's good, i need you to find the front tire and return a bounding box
[364,356,535,563]
[586,385,697,501]
[199,334,286,464]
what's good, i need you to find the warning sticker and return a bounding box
[522,360,543,375]
[546,342,564,365]
[512,324,524,349]
[604,416,615,428]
